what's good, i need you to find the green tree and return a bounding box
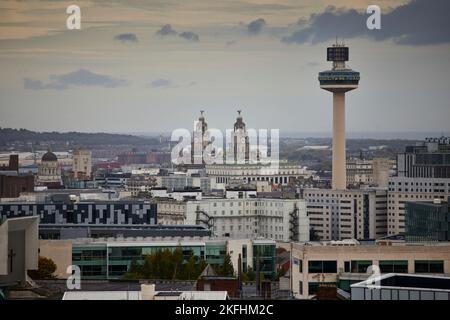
[124,258,143,280]
[28,256,57,279]
[196,259,207,277]
[245,266,256,281]
[218,253,235,277]
[159,249,174,279]
[183,254,197,280]
[172,246,184,280]
[123,248,208,280]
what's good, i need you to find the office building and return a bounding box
[94,172,131,189]
[388,138,450,235]
[290,241,450,299]
[397,137,450,178]
[0,200,157,225]
[303,188,388,241]
[405,199,450,242]
[38,224,211,240]
[39,238,277,281]
[158,174,212,193]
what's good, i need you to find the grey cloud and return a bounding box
[155,24,199,42]
[155,24,177,37]
[114,33,139,43]
[282,0,450,46]
[24,78,67,90]
[247,18,266,35]
[148,79,196,89]
[24,69,128,90]
[150,79,171,88]
[179,31,199,42]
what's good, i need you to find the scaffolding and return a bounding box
[289,204,299,242]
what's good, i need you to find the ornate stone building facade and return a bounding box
[37,150,62,188]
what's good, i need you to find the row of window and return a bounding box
[299,260,444,274]
[211,202,286,207]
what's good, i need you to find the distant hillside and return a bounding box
[0,128,160,146]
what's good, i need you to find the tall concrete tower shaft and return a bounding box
[319,43,360,190]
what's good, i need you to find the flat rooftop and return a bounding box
[352,273,450,292]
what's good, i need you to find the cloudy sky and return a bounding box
[0,0,449,136]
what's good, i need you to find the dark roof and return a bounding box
[155,291,182,296]
[201,276,237,281]
[42,151,58,162]
[381,274,450,291]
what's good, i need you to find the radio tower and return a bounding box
[319,41,360,190]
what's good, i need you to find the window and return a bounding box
[379,260,408,273]
[323,261,337,273]
[344,261,350,273]
[308,260,337,273]
[415,260,444,273]
[308,282,319,295]
[350,260,372,273]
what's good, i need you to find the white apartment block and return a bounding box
[303,188,388,241]
[290,242,450,299]
[205,162,313,186]
[185,197,309,242]
[387,176,450,235]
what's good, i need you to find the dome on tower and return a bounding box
[42,150,58,162]
[197,110,208,133]
[234,110,246,131]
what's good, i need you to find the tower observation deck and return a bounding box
[318,43,360,190]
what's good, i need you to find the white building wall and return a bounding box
[185,198,309,242]
[387,177,450,235]
[304,188,388,241]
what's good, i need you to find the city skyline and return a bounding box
[0,0,449,134]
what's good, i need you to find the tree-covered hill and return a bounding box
[0,128,159,146]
